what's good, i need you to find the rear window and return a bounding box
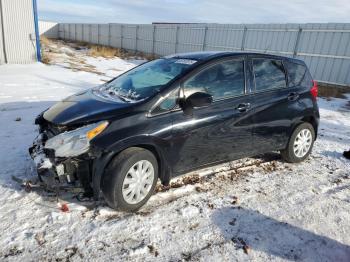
[253,59,286,92]
[285,61,311,88]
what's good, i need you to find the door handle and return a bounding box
[235,103,251,112]
[288,92,299,101]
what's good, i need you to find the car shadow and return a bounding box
[211,206,350,261]
[252,152,282,162]
[319,150,347,160]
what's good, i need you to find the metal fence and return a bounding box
[55,23,350,87]
[39,20,58,39]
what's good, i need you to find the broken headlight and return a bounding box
[45,121,108,157]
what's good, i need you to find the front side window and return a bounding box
[96,58,196,102]
[253,58,286,92]
[183,59,245,100]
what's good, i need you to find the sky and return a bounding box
[38,0,350,24]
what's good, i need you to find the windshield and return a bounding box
[97,58,197,101]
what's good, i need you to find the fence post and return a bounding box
[174,25,180,53]
[293,27,302,58]
[121,24,124,49]
[82,24,84,42]
[108,24,111,46]
[135,25,139,52]
[97,24,100,45]
[202,26,208,51]
[152,25,156,56]
[241,26,247,51]
[89,24,92,43]
[75,24,77,41]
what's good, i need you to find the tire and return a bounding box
[281,122,315,163]
[102,147,158,212]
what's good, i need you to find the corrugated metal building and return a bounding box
[0,0,40,64]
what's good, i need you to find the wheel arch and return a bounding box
[300,115,318,139]
[92,142,171,200]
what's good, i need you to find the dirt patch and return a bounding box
[3,246,23,258]
[156,174,203,192]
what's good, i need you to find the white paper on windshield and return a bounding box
[175,59,197,65]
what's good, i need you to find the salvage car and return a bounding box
[29,52,319,211]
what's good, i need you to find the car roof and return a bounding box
[165,51,305,64]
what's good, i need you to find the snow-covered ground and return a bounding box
[0,42,349,261]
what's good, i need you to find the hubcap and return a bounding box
[293,129,312,158]
[122,160,155,204]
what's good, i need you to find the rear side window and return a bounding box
[284,61,312,88]
[184,59,245,100]
[253,59,286,92]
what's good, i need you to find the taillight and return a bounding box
[310,80,318,100]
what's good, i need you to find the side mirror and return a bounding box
[185,91,213,108]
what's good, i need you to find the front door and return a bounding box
[169,57,255,174]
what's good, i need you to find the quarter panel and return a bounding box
[250,85,314,154]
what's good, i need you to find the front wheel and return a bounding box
[281,123,315,163]
[102,147,158,212]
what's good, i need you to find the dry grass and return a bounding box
[87,44,159,60]
[40,36,52,46]
[88,45,126,58]
[139,52,158,61]
[318,84,350,99]
[41,36,158,61]
[41,52,52,64]
[39,37,159,73]
[40,36,54,64]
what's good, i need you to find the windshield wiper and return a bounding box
[108,90,130,102]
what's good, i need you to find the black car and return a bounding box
[30,52,319,211]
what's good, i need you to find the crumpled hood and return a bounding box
[43,89,134,126]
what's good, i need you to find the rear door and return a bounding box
[169,57,255,174]
[248,55,292,154]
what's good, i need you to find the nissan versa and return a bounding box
[29,52,319,211]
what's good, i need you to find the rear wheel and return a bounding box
[281,123,315,163]
[102,147,158,212]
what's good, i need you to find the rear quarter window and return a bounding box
[285,61,312,88]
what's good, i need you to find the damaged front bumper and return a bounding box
[29,115,108,195]
[29,133,76,188]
